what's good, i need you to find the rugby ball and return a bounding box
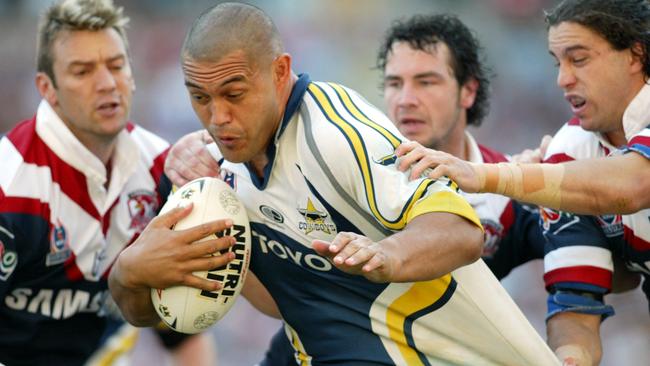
[151,177,251,334]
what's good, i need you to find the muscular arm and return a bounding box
[397,141,650,215]
[548,312,602,366]
[109,205,236,326]
[313,212,483,283]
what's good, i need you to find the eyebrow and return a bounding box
[384,71,444,80]
[67,54,125,68]
[549,45,590,57]
[184,74,246,89]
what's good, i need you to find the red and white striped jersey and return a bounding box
[542,84,650,303]
[0,101,170,365]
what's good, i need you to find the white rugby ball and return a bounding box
[151,177,251,334]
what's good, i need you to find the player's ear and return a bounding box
[272,53,291,86]
[35,72,58,107]
[459,77,478,109]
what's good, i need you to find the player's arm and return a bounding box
[397,142,650,215]
[313,210,483,283]
[108,205,236,326]
[241,271,282,318]
[548,312,601,366]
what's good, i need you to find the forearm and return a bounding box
[547,312,602,366]
[381,212,483,282]
[472,152,650,215]
[108,265,160,327]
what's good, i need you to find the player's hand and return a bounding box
[113,203,236,292]
[165,130,220,186]
[555,344,593,366]
[511,135,553,163]
[312,232,396,283]
[395,141,481,193]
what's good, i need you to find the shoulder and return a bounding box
[544,118,599,163]
[125,122,170,171]
[301,81,403,160]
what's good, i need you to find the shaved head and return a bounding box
[182,2,282,65]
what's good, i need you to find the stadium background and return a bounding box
[0,0,648,364]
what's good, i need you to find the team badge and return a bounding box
[127,190,159,231]
[540,207,562,232]
[481,218,504,257]
[298,198,336,235]
[595,214,623,237]
[46,220,72,266]
[0,240,17,281]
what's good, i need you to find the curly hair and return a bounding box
[37,0,129,87]
[376,14,491,127]
[545,0,650,79]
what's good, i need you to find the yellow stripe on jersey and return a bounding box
[308,83,432,230]
[386,275,453,365]
[286,324,312,366]
[407,191,483,230]
[327,82,402,148]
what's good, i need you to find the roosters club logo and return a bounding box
[127,190,159,231]
[595,214,623,237]
[481,219,504,257]
[540,207,562,232]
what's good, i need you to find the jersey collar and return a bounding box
[622,83,650,142]
[244,73,311,189]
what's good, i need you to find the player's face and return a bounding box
[549,22,645,135]
[383,42,473,150]
[182,50,283,164]
[37,29,134,146]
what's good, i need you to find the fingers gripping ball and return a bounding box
[151,177,251,334]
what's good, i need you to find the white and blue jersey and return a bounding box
[0,101,171,365]
[213,74,558,365]
[542,84,650,318]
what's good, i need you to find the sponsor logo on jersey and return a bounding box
[127,190,159,231]
[373,153,397,166]
[46,220,71,266]
[0,240,18,281]
[260,205,284,224]
[298,198,336,235]
[481,218,504,257]
[4,288,107,319]
[595,214,623,237]
[253,230,333,272]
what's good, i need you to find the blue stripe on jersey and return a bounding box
[404,279,457,366]
[307,83,433,230]
[326,82,402,148]
[628,143,650,159]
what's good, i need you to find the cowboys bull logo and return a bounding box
[128,190,159,231]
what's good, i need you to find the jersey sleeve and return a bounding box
[625,126,650,159]
[304,82,481,232]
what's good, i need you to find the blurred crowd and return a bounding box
[1,0,648,365]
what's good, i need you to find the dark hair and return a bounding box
[376,14,491,127]
[545,0,650,79]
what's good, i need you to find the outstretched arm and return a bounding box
[396,141,650,215]
[312,211,483,283]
